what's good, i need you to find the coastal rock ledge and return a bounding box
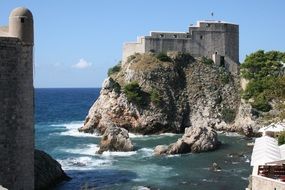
[97,126,134,154]
[154,126,220,155]
[35,149,70,190]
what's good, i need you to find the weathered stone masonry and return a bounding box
[0,7,34,190]
[123,20,239,74]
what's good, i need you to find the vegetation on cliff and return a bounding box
[241,50,285,116]
[107,61,121,76]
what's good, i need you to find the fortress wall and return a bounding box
[149,32,188,38]
[122,37,145,63]
[0,37,34,189]
[144,37,192,54]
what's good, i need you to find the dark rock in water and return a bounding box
[35,149,71,190]
[97,126,134,154]
[155,126,220,155]
[209,162,222,171]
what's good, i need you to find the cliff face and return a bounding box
[79,53,243,135]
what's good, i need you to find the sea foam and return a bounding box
[58,156,113,170]
[61,144,99,156]
[51,121,101,138]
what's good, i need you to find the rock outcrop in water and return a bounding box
[97,126,134,154]
[35,149,70,190]
[154,126,220,155]
[79,53,244,135]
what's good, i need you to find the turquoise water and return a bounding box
[35,88,252,190]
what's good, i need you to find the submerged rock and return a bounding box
[97,126,134,154]
[155,126,220,155]
[209,162,222,172]
[35,149,70,190]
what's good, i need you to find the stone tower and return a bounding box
[0,7,34,189]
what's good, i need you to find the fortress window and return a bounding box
[173,34,177,38]
[200,35,203,40]
[220,56,225,67]
[206,23,211,27]
[21,18,25,23]
[159,34,164,38]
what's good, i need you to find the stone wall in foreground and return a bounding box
[0,37,34,189]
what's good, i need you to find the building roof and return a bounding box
[9,7,33,19]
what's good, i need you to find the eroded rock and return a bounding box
[155,126,220,155]
[97,126,134,154]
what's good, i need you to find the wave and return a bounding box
[58,156,113,170]
[129,133,147,138]
[51,121,101,138]
[129,132,178,140]
[60,143,155,159]
[102,151,137,157]
[61,144,99,156]
[137,148,153,157]
[132,164,173,182]
[201,178,218,183]
[217,131,242,137]
[133,186,151,190]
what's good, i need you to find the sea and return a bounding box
[35,88,253,190]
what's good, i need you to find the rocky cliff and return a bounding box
[79,52,251,135]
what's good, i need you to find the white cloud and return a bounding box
[72,58,92,69]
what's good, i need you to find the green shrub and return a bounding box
[123,81,144,105]
[156,52,172,62]
[127,55,136,62]
[201,56,214,65]
[251,94,271,112]
[150,89,162,105]
[220,73,230,84]
[278,131,285,145]
[110,78,121,93]
[107,62,121,76]
[221,108,236,123]
[173,52,195,68]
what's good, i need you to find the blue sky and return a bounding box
[1,0,285,88]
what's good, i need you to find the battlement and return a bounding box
[122,20,239,74]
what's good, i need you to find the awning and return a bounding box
[251,136,281,166]
[280,144,285,158]
[258,123,285,133]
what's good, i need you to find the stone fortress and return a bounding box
[0,7,34,189]
[123,20,239,74]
